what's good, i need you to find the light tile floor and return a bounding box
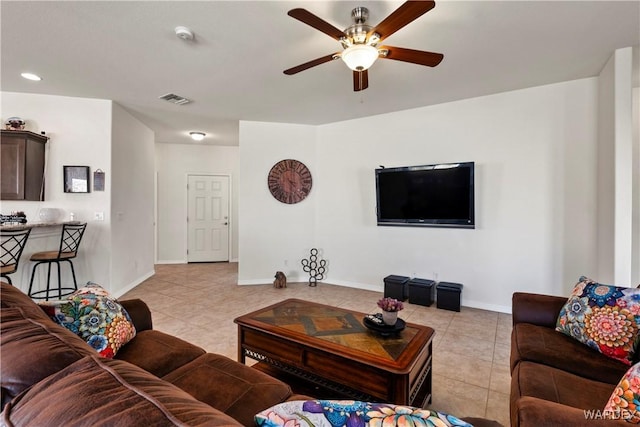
[122,263,511,426]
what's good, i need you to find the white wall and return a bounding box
[1,92,112,292]
[633,86,640,285]
[238,122,316,284]
[613,48,634,285]
[597,54,616,282]
[598,47,637,285]
[238,78,600,312]
[111,103,155,295]
[155,143,239,263]
[1,92,155,297]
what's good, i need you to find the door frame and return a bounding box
[185,173,233,263]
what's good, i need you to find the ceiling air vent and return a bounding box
[159,93,191,105]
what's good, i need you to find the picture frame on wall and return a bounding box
[64,166,90,193]
[93,169,105,191]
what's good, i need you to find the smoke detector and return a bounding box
[174,26,194,41]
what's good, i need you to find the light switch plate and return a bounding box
[94,212,104,221]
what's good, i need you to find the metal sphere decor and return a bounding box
[301,248,326,287]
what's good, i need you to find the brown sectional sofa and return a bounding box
[0,281,305,426]
[510,292,631,426]
[1,280,506,427]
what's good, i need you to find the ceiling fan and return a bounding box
[283,0,444,92]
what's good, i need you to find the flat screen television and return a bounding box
[375,161,475,228]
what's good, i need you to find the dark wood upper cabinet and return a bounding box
[1,130,48,201]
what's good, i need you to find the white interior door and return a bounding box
[187,175,230,262]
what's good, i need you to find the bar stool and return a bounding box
[28,223,87,300]
[1,228,31,285]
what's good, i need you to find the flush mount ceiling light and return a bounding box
[189,132,205,141]
[21,72,42,81]
[341,44,379,71]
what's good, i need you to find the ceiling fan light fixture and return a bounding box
[189,131,206,141]
[341,44,378,71]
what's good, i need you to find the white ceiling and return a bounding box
[2,1,639,146]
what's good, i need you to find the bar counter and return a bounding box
[0,220,82,231]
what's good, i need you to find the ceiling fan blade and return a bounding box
[379,46,443,67]
[283,53,338,75]
[369,1,435,43]
[288,8,345,41]
[353,70,369,92]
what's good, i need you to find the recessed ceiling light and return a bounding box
[21,72,42,81]
[189,132,205,141]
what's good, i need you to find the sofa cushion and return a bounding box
[255,400,473,427]
[0,307,96,408]
[514,396,629,427]
[604,362,640,422]
[39,282,136,358]
[555,276,640,365]
[510,361,623,427]
[511,323,629,384]
[0,281,50,321]
[162,354,293,427]
[115,329,206,377]
[511,361,615,411]
[1,355,242,426]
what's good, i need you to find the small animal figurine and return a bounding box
[273,271,287,289]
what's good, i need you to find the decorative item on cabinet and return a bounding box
[1,130,48,201]
[4,117,25,130]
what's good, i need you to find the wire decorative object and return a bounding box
[301,248,326,287]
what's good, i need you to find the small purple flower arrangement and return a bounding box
[377,297,404,312]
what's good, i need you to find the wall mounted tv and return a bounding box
[375,162,475,229]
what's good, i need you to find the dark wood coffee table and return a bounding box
[234,298,434,406]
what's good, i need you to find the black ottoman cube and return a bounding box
[436,282,463,312]
[408,278,435,306]
[383,275,409,301]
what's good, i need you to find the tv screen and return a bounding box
[375,162,475,228]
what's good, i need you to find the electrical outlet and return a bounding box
[94,212,104,221]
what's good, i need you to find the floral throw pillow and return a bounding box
[556,276,640,365]
[39,282,136,358]
[604,362,640,422]
[255,400,473,427]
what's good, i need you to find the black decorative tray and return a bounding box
[363,313,406,336]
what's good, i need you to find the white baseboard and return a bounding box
[196,273,512,314]
[237,278,271,286]
[112,270,155,299]
[155,259,186,265]
[322,278,383,293]
[320,278,512,314]
[462,299,511,314]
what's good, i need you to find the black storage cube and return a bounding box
[408,278,435,306]
[436,282,463,312]
[383,275,410,301]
